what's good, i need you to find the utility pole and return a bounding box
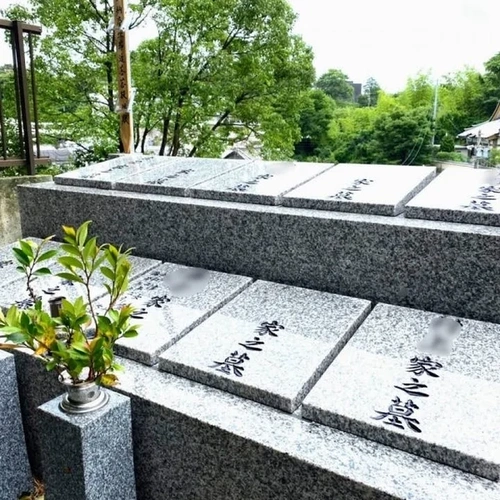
[431,79,439,149]
[113,0,134,153]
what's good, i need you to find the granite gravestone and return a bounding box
[405,167,500,226]
[302,303,500,481]
[114,157,251,197]
[282,164,436,215]
[54,154,168,190]
[159,280,371,413]
[38,391,136,500]
[0,240,161,314]
[188,160,334,205]
[0,350,32,498]
[94,264,254,365]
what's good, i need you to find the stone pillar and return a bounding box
[0,350,32,497]
[38,390,137,500]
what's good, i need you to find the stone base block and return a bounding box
[0,350,32,498]
[38,390,136,500]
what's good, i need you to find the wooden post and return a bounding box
[113,0,134,153]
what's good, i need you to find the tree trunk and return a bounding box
[159,114,171,156]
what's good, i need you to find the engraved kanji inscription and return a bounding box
[372,397,422,433]
[211,351,250,377]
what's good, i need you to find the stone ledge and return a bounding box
[18,182,500,323]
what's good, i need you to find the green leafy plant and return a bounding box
[0,222,139,386]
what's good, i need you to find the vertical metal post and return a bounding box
[13,21,35,175]
[28,33,41,159]
[11,29,24,159]
[0,82,7,159]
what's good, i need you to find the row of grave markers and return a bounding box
[0,239,499,482]
[54,156,500,225]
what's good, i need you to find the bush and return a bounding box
[439,134,456,153]
[435,151,464,162]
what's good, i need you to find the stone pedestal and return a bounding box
[38,390,136,500]
[0,350,32,498]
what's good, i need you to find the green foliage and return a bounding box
[132,0,314,159]
[439,134,456,153]
[315,69,354,103]
[294,89,336,161]
[0,222,138,386]
[435,151,464,162]
[357,77,381,107]
[489,149,500,167]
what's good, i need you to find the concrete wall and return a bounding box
[0,176,52,246]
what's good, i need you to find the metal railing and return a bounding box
[0,19,49,175]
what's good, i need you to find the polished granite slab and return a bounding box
[0,240,161,313]
[405,167,500,226]
[282,164,436,215]
[302,303,500,481]
[94,263,254,365]
[114,158,250,196]
[188,160,333,205]
[54,154,169,189]
[159,280,371,412]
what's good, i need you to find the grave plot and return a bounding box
[159,280,371,413]
[0,240,161,314]
[187,160,333,205]
[93,264,254,365]
[54,154,169,189]
[282,164,436,215]
[0,238,48,287]
[114,157,250,197]
[405,167,500,226]
[302,303,500,481]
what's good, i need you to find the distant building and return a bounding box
[347,81,363,101]
[457,103,500,163]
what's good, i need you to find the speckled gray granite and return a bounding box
[0,350,32,499]
[18,182,500,324]
[283,164,436,215]
[302,303,500,481]
[160,280,371,412]
[0,239,161,314]
[112,356,500,500]
[54,154,168,189]
[115,157,250,196]
[94,263,254,365]
[406,167,500,226]
[188,160,334,205]
[13,350,65,479]
[0,237,44,286]
[38,391,136,500]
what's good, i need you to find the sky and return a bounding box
[1,0,500,92]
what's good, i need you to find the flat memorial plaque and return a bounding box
[158,281,371,413]
[188,161,334,205]
[0,238,45,287]
[405,167,500,226]
[302,303,500,481]
[282,164,436,215]
[114,157,250,196]
[0,242,161,314]
[94,264,253,365]
[54,154,170,189]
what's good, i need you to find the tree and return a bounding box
[358,77,381,107]
[439,133,455,153]
[5,0,153,152]
[371,107,432,165]
[294,89,335,161]
[133,0,314,158]
[315,69,354,103]
[482,52,500,117]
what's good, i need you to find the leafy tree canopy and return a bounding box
[315,69,354,103]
